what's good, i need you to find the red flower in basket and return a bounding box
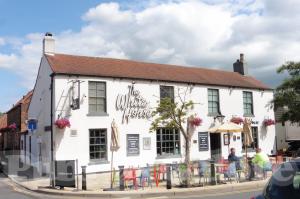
[8,123,17,130]
[263,119,275,127]
[55,118,71,129]
[190,117,202,127]
[230,117,243,125]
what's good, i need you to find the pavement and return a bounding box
[0,173,263,199]
[6,172,268,198]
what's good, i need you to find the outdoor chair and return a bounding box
[198,160,210,186]
[178,163,193,185]
[124,168,137,190]
[225,162,239,183]
[137,165,152,189]
[236,157,247,181]
[262,162,273,179]
[171,162,179,179]
[215,159,228,184]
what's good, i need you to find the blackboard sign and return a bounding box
[127,134,140,156]
[198,132,209,151]
[55,160,76,188]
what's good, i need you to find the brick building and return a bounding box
[0,91,33,152]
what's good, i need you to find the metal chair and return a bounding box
[225,162,239,183]
[138,164,152,189]
[198,160,210,186]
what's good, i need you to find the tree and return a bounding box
[150,87,201,186]
[273,61,300,123]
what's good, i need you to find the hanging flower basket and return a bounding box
[263,119,275,127]
[190,117,202,127]
[230,117,243,125]
[55,118,71,129]
[8,123,17,130]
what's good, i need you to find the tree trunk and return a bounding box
[184,137,192,187]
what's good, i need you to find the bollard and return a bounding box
[166,164,172,189]
[81,166,87,190]
[119,166,124,191]
[210,162,216,185]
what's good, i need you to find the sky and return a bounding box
[0,0,299,112]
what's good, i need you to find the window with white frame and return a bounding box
[242,127,258,150]
[160,86,174,102]
[88,81,106,114]
[208,89,220,115]
[243,91,254,116]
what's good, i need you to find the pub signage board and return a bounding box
[55,160,76,188]
[198,132,209,151]
[127,134,140,156]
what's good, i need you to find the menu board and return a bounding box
[127,134,140,156]
[198,132,209,151]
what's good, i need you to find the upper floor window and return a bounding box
[88,81,106,114]
[243,91,253,116]
[208,89,220,115]
[160,86,174,102]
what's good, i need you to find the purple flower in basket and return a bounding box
[55,118,71,129]
[8,123,17,130]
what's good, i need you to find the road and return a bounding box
[0,173,261,199]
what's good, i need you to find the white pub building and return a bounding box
[21,33,276,175]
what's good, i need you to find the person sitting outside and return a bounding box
[252,148,270,178]
[228,148,241,178]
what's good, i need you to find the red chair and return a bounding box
[124,168,137,190]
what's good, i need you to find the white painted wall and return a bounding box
[26,56,53,174]
[49,75,275,174]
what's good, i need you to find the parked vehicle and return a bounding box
[251,158,300,199]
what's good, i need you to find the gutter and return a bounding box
[50,73,55,188]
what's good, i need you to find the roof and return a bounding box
[45,53,271,90]
[8,90,33,113]
[0,114,7,129]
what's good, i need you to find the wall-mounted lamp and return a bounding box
[214,114,225,123]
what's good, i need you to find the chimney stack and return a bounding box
[233,53,247,75]
[43,32,55,55]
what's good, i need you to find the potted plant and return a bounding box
[55,118,71,129]
[230,117,244,125]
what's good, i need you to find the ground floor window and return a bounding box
[156,128,180,156]
[89,129,107,161]
[242,126,258,150]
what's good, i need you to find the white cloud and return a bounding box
[1,0,300,90]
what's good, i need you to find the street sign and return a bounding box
[27,119,37,132]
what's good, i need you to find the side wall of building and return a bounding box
[24,56,53,175]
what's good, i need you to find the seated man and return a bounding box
[228,148,241,179]
[252,148,270,178]
[228,148,241,170]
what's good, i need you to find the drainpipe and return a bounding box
[50,73,55,188]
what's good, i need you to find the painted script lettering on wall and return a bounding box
[116,85,151,123]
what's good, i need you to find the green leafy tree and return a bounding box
[273,61,300,122]
[150,87,199,186]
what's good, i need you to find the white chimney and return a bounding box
[43,32,55,55]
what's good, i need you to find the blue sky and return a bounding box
[0,0,299,112]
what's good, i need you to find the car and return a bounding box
[251,158,300,199]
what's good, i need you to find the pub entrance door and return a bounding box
[210,133,221,161]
